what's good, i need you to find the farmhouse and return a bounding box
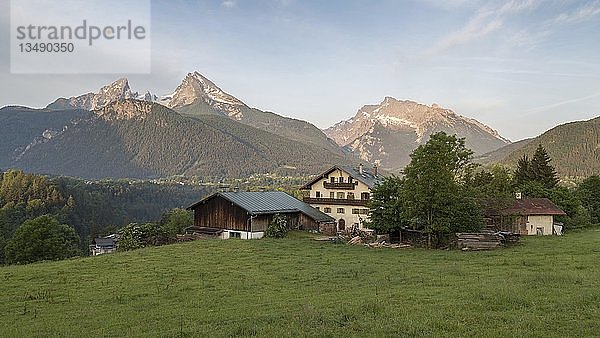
[187,191,335,239]
[485,197,566,235]
[89,234,118,255]
[301,164,382,233]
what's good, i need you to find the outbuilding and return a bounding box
[187,191,335,239]
[485,197,566,235]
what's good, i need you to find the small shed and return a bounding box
[187,191,335,239]
[485,198,566,235]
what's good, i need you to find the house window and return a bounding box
[361,192,370,200]
[324,207,332,213]
[330,177,336,183]
[352,208,359,214]
[339,176,344,182]
[315,191,321,198]
[348,177,353,184]
[330,192,335,199]
[347,192,355,200]
[359,209,369,215]
[337,208,345,214]
[229,232,241,239]
[337,192,345,199]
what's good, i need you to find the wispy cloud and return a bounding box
[221,0,236,9]
[524,92,600,114]
[511,1,600,48]
[427,0,538,55]
[554,1,600,24]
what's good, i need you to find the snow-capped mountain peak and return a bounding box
[160,71,247,119]
[324,97,510,170]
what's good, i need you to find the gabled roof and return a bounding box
[188,191,335,223]
[93,237,117,247]
[485,198,566,216]
[301,165,382,189]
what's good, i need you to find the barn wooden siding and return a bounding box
[193,195,250,231]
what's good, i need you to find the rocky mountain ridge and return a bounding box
[325,97,510,170]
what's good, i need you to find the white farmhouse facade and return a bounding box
[301,164,381,233]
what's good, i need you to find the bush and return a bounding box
[264,214,288,238]
[4,215,80,264]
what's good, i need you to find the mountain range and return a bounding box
[325,97,510,170]
[2,74,351,178]
[2,71,597,179]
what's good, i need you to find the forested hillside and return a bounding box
[0,170,210,263]
[478,116,600,177]
[2,101,352,179]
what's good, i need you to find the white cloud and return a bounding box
[222,0,236,9]
[427,0,538,55]
[509,1,600,49]
[554,1,600,24]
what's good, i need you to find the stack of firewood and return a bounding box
[456,232,507,251]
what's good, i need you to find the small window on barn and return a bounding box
[324,207,332,213]
[337,208,345,214]
[229,232,241,239]
[337,192,345,199]
[352,208,359,214]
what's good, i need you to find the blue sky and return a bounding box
[1,0,600,141]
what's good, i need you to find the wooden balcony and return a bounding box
[303,197,369,206]
[323,182,356,190]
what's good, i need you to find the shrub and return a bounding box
[264,214,288,238]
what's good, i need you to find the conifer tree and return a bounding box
[513,155,531,187]
[529,144,559,188]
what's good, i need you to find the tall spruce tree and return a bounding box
[513,155,531,187]
[529,144,559,188]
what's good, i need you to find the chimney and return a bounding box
[358,163,364,175]
[515,192,522,200]
[373,164,378,176]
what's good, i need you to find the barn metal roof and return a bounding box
[188,191,335,223]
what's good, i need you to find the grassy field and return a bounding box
[1,230,599,337]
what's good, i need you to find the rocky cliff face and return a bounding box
[160,71,247,119]
[46,78,157,111]
[325,97,510,170]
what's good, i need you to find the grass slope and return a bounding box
[1,230,599,337]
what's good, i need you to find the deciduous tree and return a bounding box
[4,215,80,264]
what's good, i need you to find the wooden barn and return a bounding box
[187,191,335,239]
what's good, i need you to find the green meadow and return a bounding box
[1,230,599,337]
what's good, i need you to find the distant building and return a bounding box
[187,191,335,239]
[485,197,566,235]
[89,234,118,255]
[301,164,382,233]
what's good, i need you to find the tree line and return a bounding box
[367,132,600,245]
[0,170,209,264]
